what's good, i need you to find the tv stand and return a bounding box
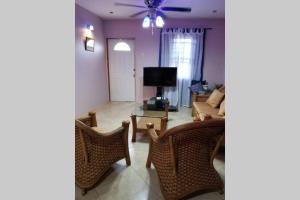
[156,86,163,97]
[144,96,178,112]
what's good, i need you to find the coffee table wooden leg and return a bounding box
[122,121,131,166]
[146,139,153,168]
[131,115,137,142]
[164,101,169,120]
[81,188,86,195]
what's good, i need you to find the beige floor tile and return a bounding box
[131,184,164,200]
[95,164,147,200]
[189,192,224,200]
[75,185,100,200]
[214,158,225,177]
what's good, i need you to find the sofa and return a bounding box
[192,86,225,122]
[193,101,225,121]
[192,86,225,147]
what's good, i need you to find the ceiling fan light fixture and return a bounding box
[155,15,164,28]
[114,1,192,30]
[142,16,150,28]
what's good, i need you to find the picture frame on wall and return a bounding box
[85,37,94,52]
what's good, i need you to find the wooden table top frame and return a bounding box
[131,101,169,142]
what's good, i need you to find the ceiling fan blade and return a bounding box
[130,10,149,18]
[160,7,192,12]
[114,3,146,9]
[156,10,167,19]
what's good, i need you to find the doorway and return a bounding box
[107,39,135,101]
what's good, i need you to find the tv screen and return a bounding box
[143,67,177,87]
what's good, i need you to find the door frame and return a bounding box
[106,38,136,102]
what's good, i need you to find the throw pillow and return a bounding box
[206,89,225,108]
[218,86,225,93]
[218,100,225,116]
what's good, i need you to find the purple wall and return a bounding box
[103,19,224,103]
[75,4,109,117]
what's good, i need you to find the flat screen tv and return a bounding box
[143,67,177,87]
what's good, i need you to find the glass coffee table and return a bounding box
[130,103,169,142]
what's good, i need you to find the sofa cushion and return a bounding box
[206,89,225,108]
[218,100,225,116]
[193,102,224,120]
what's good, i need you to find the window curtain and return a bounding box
[159,28,206,107]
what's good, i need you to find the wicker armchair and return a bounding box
[75,112,131,195]
[146,119,225,200]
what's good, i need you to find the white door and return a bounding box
[108,39,135,101]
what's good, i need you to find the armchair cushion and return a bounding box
[91,127,109,134]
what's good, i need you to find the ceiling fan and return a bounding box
[115,0,192,28]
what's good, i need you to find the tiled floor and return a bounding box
[76,102,225,200]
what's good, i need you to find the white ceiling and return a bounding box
[75,0,225,19]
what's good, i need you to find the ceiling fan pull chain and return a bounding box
[152,25,154,35]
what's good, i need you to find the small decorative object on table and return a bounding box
[201,80,209,92]
[190,80,210,95]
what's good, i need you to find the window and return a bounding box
[170,38,193,79]
[113,42,131,51]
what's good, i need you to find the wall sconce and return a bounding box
[87,24,94,31]
[84,24,94,51]
[85,37,94,52]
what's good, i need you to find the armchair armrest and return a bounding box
[76,120,130,165]
[146,122,160,168]
[192,93,210,102]
[210,133,225,166]
[76,120,130,145]
[146,123,177,175]
[164,101,169,120]
[76,112,97,127]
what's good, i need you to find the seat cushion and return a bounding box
[91,126,107,133]
[193,102,224,120]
